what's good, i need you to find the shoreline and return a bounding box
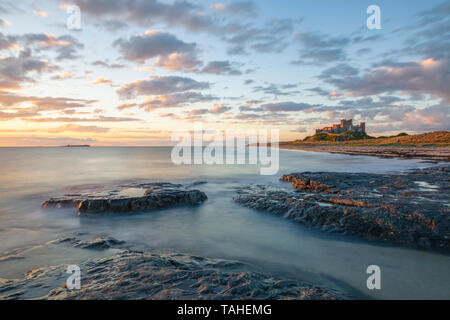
[278,145,450,161]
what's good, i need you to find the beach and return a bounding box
[278,145,450,161]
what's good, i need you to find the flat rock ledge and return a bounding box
[234,167,450,251]
[279,145,450,161]
[0,243,349,300]
[42,182,207,215]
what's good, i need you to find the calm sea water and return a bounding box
[0,147,448,299]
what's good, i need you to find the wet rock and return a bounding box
[42,182,207,215]
[281,175,331,192]
[53,236,126,250]
[0,249,350,300]
[234,167,450,251]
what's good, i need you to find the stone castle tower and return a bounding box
[315,119,365,134]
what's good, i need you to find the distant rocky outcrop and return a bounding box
[304,131,373,142]
[234,167,450,251]
[42,182,207,215]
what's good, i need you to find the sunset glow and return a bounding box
[0,0,448,146]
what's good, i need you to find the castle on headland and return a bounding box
[315,119,365,134]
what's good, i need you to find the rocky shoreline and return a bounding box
[41,169,450,250]
[42,182,207,215]
[279,145,450,161]
[0,236,350,300]
[233,166,450,251]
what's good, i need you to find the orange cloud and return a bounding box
[211,3,225,11]
[89,77,113,85]
[33,10,48,18]
[46,124,110,133]
[52,72,73,79]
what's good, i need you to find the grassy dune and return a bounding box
[282,131,450,147]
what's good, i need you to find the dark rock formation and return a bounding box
[42,182,207,215]
[234,167,450,251]
[0,236,350,300]
[54,236,125,250]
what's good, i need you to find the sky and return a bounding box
[0,0,449,146]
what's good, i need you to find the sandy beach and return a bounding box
[279,145,450,161]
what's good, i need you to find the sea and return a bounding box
[0,147,448,299]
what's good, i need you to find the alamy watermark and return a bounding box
[66,265,81,290]
[66,5,81,30]
[366,265,381,290]
[367,5,381,30]
[171,123,279,175]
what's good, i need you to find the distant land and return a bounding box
[62,144,91,148]
[279,131,450,161]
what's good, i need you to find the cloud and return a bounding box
[24,116,141,122]
[69,0,293,56]
[21,33,84,60]
[416,1,450,25]
[292,31,381,65]
[0,31,17,50]
[252,83,300,97]
[388,3,449,63]
[224,19,295,55]
[154,52,200,71]
[116,75,214,111]
[0,18,9,27]
[210,104,232,114]
[403,104,450,132]
[158,104,231,121]
[0,108,39,120]
[46,124,110,133]
[114,31,195,63]
[324,58,450,103]
[306,87,330,97]
[117,76,209,98]
[89,77,113,85]
[291,126,308,133]
[96,19,128,32]
[71,0,216,32]
[0,1,20,14]
[211,1,256,16]
[199,60,242,75]
[261,102,314,113]
[185,108,209,116]
[117,103,137,110]
[318,63,359,79]
[292,32,349,64]
[113,30,199,71]
[51,72,73,80]
[0,49,57,89]
[230,111,293,125]
[92,60,126,69]
[211,3,225,11]
[33,9,48,18]
[0,91,98,121]
[138,92,216,111]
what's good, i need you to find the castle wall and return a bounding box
[315,119,365,134]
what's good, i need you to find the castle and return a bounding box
[315,119,365,134]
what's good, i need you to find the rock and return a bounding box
[42,182,207,215]
[0,249,351,300]
[235,167,450,251]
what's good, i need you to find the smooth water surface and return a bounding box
[0,147,448,299]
